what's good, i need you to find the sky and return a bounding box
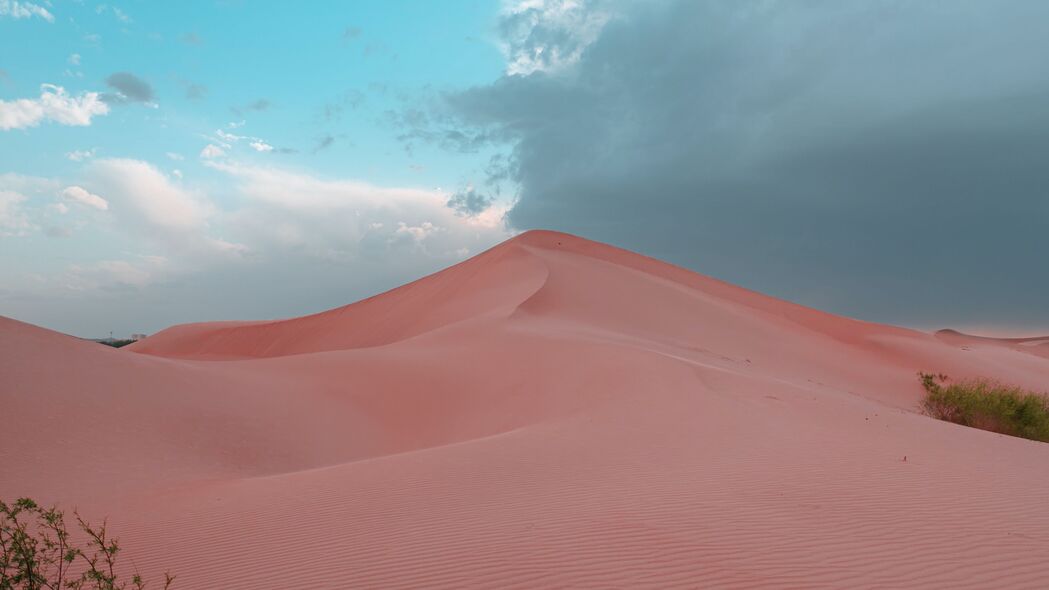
[2,0,1048,337]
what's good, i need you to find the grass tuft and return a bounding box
[919,372,1049,443]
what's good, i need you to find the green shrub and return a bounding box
[919,372,1049,442]
[1,497,173,590]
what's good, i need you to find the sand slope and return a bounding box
[3,230,1048,588]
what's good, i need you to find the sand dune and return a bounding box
[3,230,1048,588]
[936,328,1049,359]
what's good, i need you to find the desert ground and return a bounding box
[3,230,1048,588]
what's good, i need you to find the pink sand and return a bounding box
[3,230,1048,588]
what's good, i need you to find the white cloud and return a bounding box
[66,148,97,162]
[61,185,109,210]
[500,0,615,75]
[87,159,212,233]
[0,189,32,235]
[50,202,69,215]
[0,0,54,22]
[171,169,183,179]
[393,221,438,243]
[199,144,225,159]
[214,129,241,144]
[94,3,131,24]
[205,161,442,211]
[0,84,109,130]
[68,53,81,66]
[165,151,184,161]
[209,128,279,154]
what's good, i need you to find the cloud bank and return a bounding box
[0,156,511,335]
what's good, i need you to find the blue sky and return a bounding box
[1,1,505,184]
[1,0,518,335]
[3,1,1048,336]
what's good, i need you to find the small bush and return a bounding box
[919,372,1049,442]
[1,497,174,590]
[98,340,137,349]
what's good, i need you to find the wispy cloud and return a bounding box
[231,99,271,115]
[200,144,226,159]
[342,26,362,41]
[203,127,283,156]
[185,83,207,100]
[0,189,33,236]
[313,135,336,153]
[0,0,53,22]
[95,4,131,24]
[112,6,131,23]
[66,148,98,162]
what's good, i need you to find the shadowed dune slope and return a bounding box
[3,230,1049,589]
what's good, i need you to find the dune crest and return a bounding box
[4,230,1049,589]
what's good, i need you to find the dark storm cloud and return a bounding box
[103,72,154,103]
[447,187,493,216]
[431,0,1049,328]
